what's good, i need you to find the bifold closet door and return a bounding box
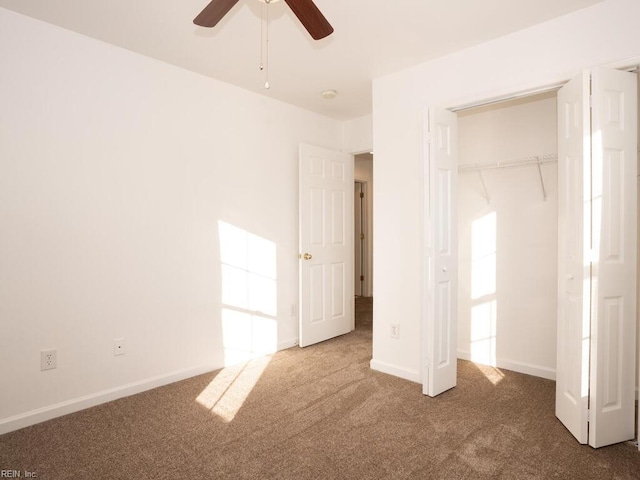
[423,107,458,397]
[556,68,637,448]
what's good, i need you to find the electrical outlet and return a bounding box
[114,338,126,356]
[391,324,400,339]
[41,349,57,371]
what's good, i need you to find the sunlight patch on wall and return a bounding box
[219,221,278,366]
[469,211,500,380]
[196,356,271,422]
[222,309,277,366]
[470,299,498,367]
[471,212,497,299]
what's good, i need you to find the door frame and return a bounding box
[421,60,640,448]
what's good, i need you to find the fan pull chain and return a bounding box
[259,2,265,72]
[264,0,271,89]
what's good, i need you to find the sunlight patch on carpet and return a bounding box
[472,362,506,386]
[196,356,272,422]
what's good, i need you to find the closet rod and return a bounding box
[460,155,557,203]
[458,154,557,172]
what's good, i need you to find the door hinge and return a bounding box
[587,409,591,422]
[360,275,364,281]
[359,192,364,199]
[360,233,365,240]
[589,95,593,109]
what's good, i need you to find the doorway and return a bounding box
[354,153,374,330]
[354,153,373,297]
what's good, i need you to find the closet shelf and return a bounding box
[458,154,557,203]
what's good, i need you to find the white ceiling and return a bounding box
[0,0,603,120]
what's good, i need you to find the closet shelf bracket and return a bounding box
[477,170,490,204]
[536,156,548,201]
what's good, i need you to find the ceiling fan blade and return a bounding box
[193,0,241,28]
[284,0,334,40]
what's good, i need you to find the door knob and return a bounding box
[442,266,447,272]
[303,253,312,260]
[567,274,574,280]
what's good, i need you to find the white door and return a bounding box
[556,70,591,444]
[423,108,458,396]
[588,68,637,448]
[299,144,354,347]
[556,69,637,448]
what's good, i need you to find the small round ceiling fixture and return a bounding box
[258,0,281,3]
[321,89,337,100]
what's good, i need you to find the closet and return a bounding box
[457,91,559,380]
[446,68,639,449]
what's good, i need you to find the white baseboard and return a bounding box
[370,359,420,384]
[278,338,299,351]
[0,364,220,436]
[457,350,556,381]
[1,340,302,436]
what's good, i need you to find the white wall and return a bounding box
[343,114,373,155]
[346,115,374,297]
[0,8,343,433]
[457,94,558,379]
[371,0,640,382]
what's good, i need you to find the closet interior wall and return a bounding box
[457,92,559,380]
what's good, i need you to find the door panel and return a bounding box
[299,144,354,347]
[331,190,345,244]
[556,69,637,448]
[556,71,590,444]
[309,264,324,323]
[423,108,458,397]
[331,262,345,318]
[588,68,637,448]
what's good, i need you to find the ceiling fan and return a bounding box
[193,0,334,40]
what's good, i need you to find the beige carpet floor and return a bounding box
[2,297,640,479]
